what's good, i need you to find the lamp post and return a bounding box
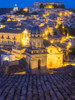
[62,25,65,35]
[62,25,69,36]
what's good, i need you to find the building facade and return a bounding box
[25,26,48,73]
[47,45,63,68]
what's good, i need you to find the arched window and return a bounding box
[14,41,16,44]
[1,35,4,39]
[7,36,10,39]
[13,36,16,40]
[37,42,40,47]
[50,50,52,53]
[33,42,35,47]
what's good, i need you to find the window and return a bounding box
[1,35,4,39]
[33,42,35,47]
[13,36,16,40]
[14,41,16,44]
[37,42,40,47]
[38,60,40,70]
[7,36,10,39]
[50,50,52,53]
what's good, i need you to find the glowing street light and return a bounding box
[58,48,61,52]
[50,40,54,44]
[66,42,72,60]
[62,26,65,29]
[24,29,28,34]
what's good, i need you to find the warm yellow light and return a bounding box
[23,8,28,12]
[42,34,45,37]
[7,18,11,21]
[45,37,48,40]
[50,40,54,43]
[60,40,63,43]
[62,26,65,29]
[55,25,58,29]
[39,23,44,27]
[45,5,54,9]
[65,12,68,16]
[68,42,71,46]
[59,13,62,16]
[24,29,28,34]
[58,48,61,51]
[0,25,5,29]
[4,57,9,61]
[69,12,72,15]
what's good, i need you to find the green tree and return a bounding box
[53,4,58,8]
[54,31,58,35]
[40,3,45,8]
[61,4,65,8]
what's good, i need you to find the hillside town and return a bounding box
[0,1,75,100]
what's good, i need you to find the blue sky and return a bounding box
[0,0,75,8]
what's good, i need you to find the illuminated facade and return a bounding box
[34,1,64,8]
[47,45,63,68]
[26,26,48,73]
[13,4,18,12]
[0,26,30,47]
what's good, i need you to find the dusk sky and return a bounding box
[0,0,75,8]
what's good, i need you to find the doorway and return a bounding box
[38,60,40,70]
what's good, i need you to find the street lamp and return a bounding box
[62,25,65,35]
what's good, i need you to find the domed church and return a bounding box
[13,4,18,12]
[25,26,48,73]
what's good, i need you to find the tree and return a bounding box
[69,47,75,56]
[0,19,6,23]
[53,4,58,8]
[40,3,45,8]
[54,31,58,35]
[61,4,65,8]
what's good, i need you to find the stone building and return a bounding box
[0,23,30,47]
[25,26,48,73]
[47,45,63,68]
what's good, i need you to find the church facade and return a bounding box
[47,45,63,68]
[25,26,48,73]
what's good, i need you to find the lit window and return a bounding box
[50,50,52,53]
[4,57,9,61]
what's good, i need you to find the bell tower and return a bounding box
[25,26,48,73]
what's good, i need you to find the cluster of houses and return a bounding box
[0,1,75,73]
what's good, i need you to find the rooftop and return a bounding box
[0,72,75,100]
[0,25,25,33]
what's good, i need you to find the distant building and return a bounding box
[34,1,64,8]
[13,4,18,12]
[0,22,30,47]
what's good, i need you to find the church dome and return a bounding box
[31,26,40,34]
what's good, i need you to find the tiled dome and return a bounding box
[31,26,40,34]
